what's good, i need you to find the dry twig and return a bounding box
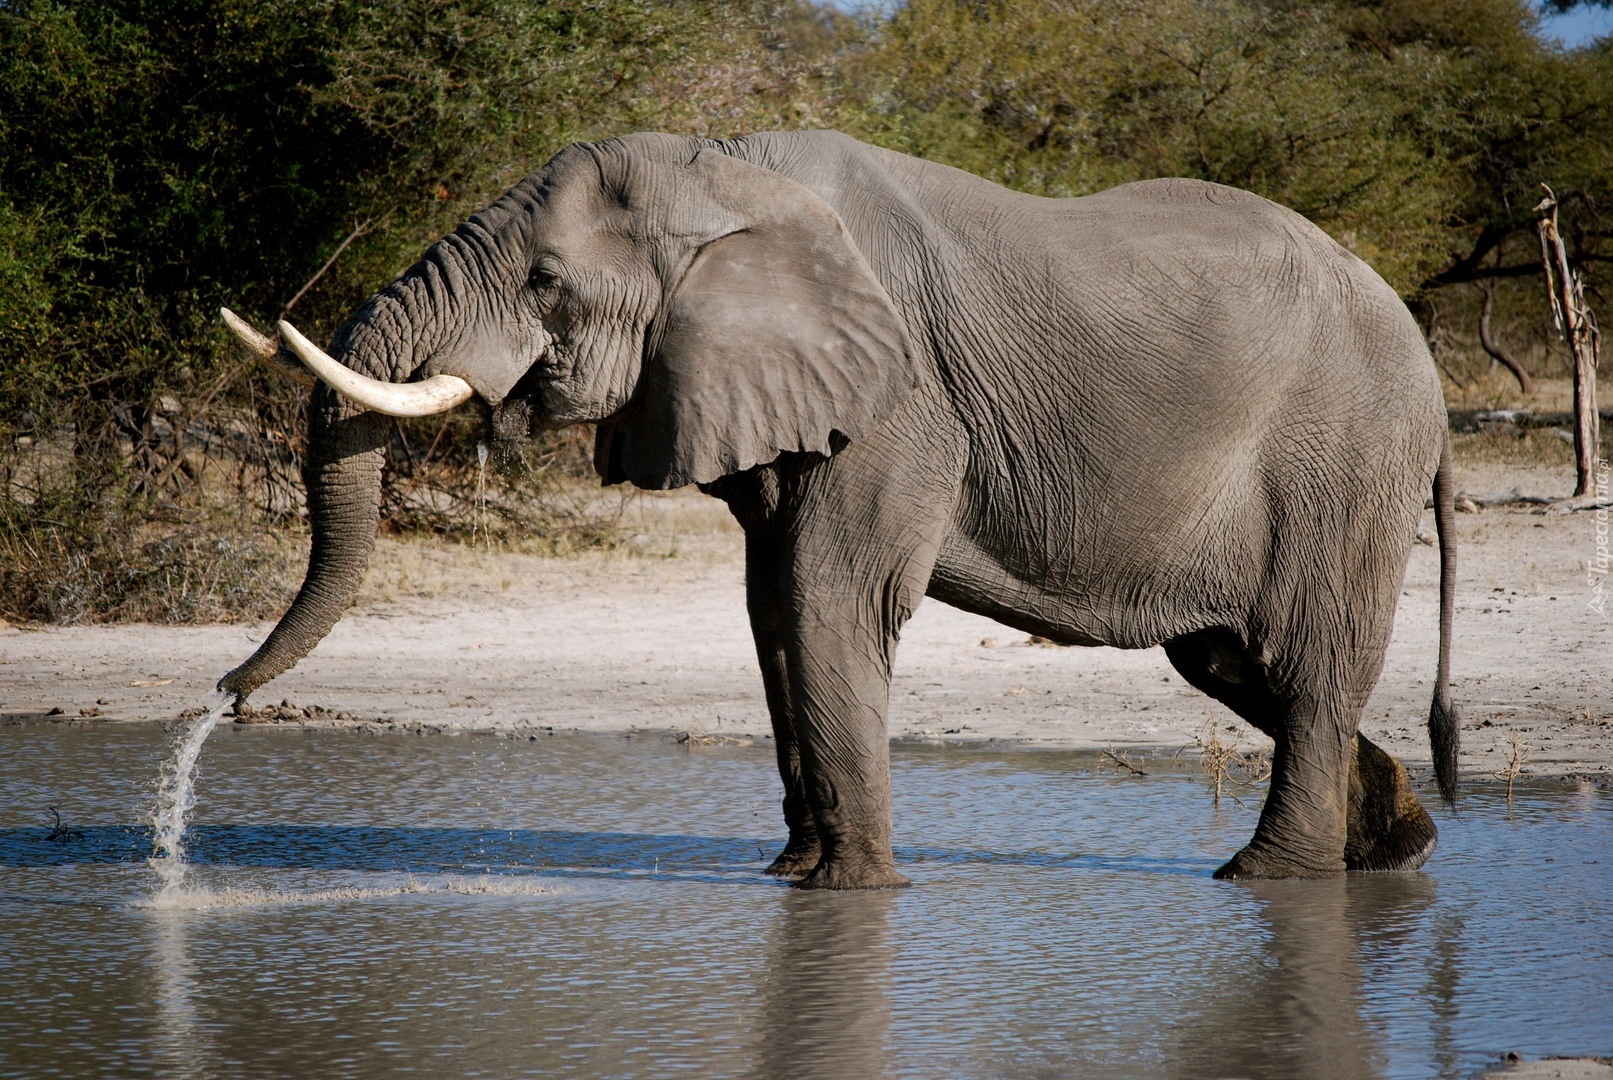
[281,218,375,315]
[1102,748,1148,776]
[674,729,750,748]
[44,806,84,843]
[1491,730,1531,808]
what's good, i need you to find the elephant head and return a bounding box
[218,134,920,703]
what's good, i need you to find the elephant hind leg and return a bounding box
[1163,628,1278,738]
[1164,631,1345,878]
[1346,733,1437,872]
[1165,629,1434,878]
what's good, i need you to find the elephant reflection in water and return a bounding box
[755,891,895,1079]
[749,874,1441,1078]
[1166,875,1439,1079]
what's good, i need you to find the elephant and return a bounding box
[219,129,1459,888]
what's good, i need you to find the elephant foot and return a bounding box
[793,856,909,891]
[1213,843,1345,881]
[1345,734,1438,872]
[764,841,822,878]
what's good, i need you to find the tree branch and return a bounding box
[1478,280,1534,394]
[281,219,373,316]
[1423,222,1514,290]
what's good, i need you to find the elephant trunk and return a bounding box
[218,391,391,705]
[217,230,494,706]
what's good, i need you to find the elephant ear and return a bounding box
[606,150,920,490]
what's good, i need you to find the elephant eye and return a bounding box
[529,266,560,293]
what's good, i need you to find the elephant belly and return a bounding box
[924,530,1200,650]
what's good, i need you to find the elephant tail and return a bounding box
[1429,433,1460,806]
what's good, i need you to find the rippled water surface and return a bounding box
[1,725,1608,1078]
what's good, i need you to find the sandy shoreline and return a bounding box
[3,450,1609,788]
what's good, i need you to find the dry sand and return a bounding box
[2,440,1609,787]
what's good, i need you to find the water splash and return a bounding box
[133,875,556,911]
[148,689,235,892]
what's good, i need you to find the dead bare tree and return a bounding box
[1535,186,1603,505]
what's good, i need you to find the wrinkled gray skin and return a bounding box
[221,130,1460,888]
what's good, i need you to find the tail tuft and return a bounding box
[1429,692,1459,807]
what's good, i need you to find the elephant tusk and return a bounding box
[277,319,475,417]
[220,307,317,387]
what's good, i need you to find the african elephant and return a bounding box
[219,129,1459,888]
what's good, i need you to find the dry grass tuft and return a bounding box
[1450,429,1578,471]
[1,509,300,625]
[1,420,627,625]
[1188,720,1273,807]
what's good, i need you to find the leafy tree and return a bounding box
[0,0,833,620]
[0,0,829,419]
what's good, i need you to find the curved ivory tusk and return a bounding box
[277,319,475,417]
[220,307,316,387]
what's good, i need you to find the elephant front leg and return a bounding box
[752,613,822,878]
[763,705,823,879]
[741,414,959,890]
[770,514,947,890]
[745,520,822,878]
[787,609,910,891]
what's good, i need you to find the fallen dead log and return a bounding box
[1447,407,1613,434]
[1422,488,1553,509]
[1422,487,1610,513]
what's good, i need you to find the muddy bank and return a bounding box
[2,451,1609,785]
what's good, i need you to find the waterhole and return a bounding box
[1,725,1608,1078]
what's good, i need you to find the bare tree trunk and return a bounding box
[1477,281,1533,396]
[1535,187,1602,500]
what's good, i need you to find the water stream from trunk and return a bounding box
[147,689,235,892]
[472,439,490,549]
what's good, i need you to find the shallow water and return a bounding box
[0,725,1608,1079]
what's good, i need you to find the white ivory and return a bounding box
[220,307,317,386]
[277,319,475,417]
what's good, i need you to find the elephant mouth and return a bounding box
[488,396,536,451]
